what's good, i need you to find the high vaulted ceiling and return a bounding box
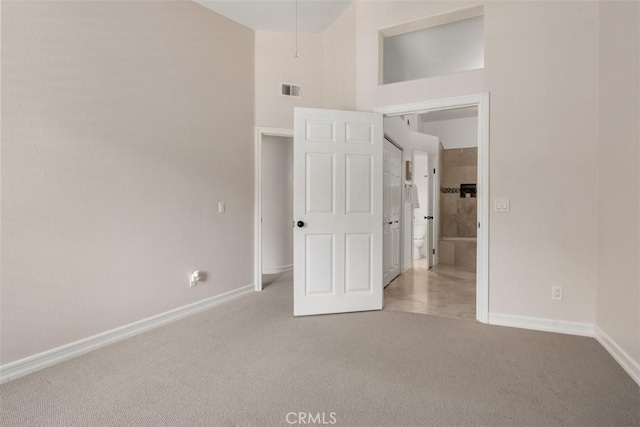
[193,0,352,33]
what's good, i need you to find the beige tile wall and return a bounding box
[440,148,478,238]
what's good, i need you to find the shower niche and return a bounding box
[460,183,477,198]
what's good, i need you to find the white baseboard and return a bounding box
[594,326,640,387]
[488,313,595,337]
[262,264,293,275]
[489,313,640,386]
[0,284,254,384]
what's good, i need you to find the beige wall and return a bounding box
[1,1,255,364]
[356,1,599,323]
[254,31,324,129]
[323,2,357,111]
[422,116,478,150]
[261,136,293,272]
[254,3,356,130]
[440,148,477,238]
[596,1,640,365]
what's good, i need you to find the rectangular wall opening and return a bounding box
[380,6,484,85]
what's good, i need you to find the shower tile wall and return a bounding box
[440,148,478,238]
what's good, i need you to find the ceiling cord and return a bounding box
[295,0,299,58]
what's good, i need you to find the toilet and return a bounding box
[413,219,428,259]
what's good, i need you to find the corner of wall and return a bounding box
[594,0,640,386]
[1,0,256,366]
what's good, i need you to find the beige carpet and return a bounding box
[1,272,639,426]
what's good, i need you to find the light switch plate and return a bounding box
[218,202,225,214]
[494,199,510,212]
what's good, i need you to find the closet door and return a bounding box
[383,138,402,286]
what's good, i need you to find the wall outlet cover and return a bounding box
[494,199,510,212]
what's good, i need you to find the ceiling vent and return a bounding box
[281,83,301,98]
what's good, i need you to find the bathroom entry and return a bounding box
[252,100,489,321]
[427,108,479,274]
[384,105,482,321]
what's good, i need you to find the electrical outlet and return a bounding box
[551,286,562,301]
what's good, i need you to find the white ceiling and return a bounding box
[420,106,478,123]
[420,107,478,149]
[193,0,353,33]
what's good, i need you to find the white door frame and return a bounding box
[430,152,440,266]
[411,149,438,267]
[254,127,294,292]
[375,93,490,324]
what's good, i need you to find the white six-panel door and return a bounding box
[293,108,383,316]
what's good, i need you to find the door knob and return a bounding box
[425,216,434,220]
[296,221,305,228]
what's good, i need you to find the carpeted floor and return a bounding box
[1,271,639,426]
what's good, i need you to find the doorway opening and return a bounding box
[376,94,489,323]
[254,128,294,291]
[253,96,488,322]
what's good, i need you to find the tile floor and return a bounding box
[384,258,477,320]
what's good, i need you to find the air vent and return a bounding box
[281,83,301,98]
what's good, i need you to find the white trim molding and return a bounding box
[254,127,294,292]
[595,327,640,387]
[0,284,254,384]
[488,313,594,337]
[489,313,640,386]
[375,93,490,324]
[262,264,293,275]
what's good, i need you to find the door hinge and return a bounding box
[432,249,436,255]
[433,168,436,174]
[478,222,480,228]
